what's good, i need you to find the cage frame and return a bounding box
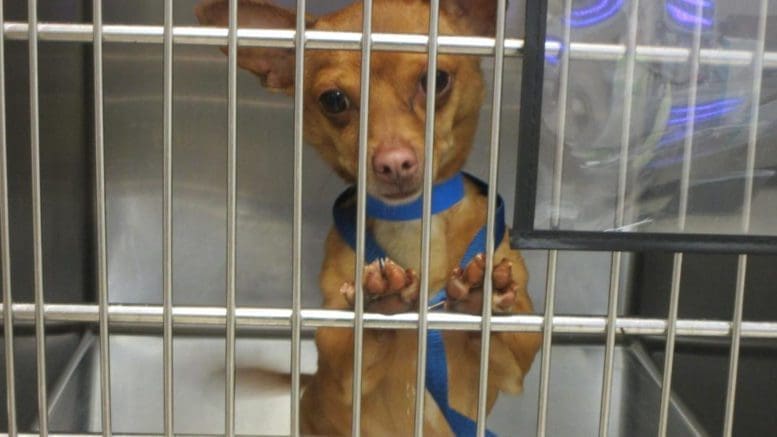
[0,0,776,436]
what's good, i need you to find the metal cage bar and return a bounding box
[413,1,441,435]
[0,1,17,434]
[537,0,572,434]
[8,22,777,68]
[225,0,239,435]
[475,0,508,435]
[28,0,49,434]
[290,0,307,435]
[658,2,706,435]
[351,0,374,434]
[91,0,112,434]
[535,250,557,437]
[162,0,175,434]
[598,1,640,434]
[723,1,770,435]
[5,303,777,337]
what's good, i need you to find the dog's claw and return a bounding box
[384,259,409,291]
[447,268,469,301]
[340,282,356,306]
[341,258,420,314]
[364,260,387,295]
[492,260,513,290]
[463,253,486,286]
[445,254,518,314]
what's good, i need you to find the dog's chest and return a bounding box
[372,216,450,289]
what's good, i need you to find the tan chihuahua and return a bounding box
[196,0,541,435]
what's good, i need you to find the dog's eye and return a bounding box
[420,70,451,96]
[319,89,350,114]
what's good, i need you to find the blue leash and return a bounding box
[333,172,504,437]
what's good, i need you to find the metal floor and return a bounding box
[45,335,704,436]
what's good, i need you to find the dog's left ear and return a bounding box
[440,0,502,36]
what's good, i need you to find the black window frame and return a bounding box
[513,0,777,256]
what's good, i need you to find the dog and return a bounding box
[196,0,541,435]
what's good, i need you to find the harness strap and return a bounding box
[333,172,504,437]
[365,172,465,221]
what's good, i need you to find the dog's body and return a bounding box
[197,1,541,435]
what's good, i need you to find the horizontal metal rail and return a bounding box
[3,23,519,55]
[5,23,777,66]
[6,434,260,437]
[2,303,776,338]
[6,434,282,437]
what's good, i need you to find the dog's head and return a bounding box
[196,0,497,203]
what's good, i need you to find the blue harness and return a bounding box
[333,172,504,437]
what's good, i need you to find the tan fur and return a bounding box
[196,1,541,435]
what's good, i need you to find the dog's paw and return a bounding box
[445,253,517,314]
[340,258,420,314]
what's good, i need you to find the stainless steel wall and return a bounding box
[1,0,91,429]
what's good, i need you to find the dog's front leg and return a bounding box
[444,235,542,396]
[302,229,420,435]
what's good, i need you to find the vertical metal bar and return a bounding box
[537,0,571,434]
[413,1,440,435]
[536,251,557,437]
[722,255,747,435]
[722,2,768,435]
[548,0,572,230]
[225,0,238,435]
[599,1,639,435]
[475,0,507,435]
[658,252,683,436]
[162,0,175,434]
[290,0,306,434]
[0,2,18,434]
[351,0,372,433]
[92,0,113,434]
[658,2,704,436]
[28,0,49,433]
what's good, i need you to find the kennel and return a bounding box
[0,0,776,435]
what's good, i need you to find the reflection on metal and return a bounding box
[545,36,562,64]
[667,98,742,126]
[657,97,744,151]
[567,0,624,28]
[666,0,715,30]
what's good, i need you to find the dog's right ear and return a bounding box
[195,0,315,92]
[439,0,502,36]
